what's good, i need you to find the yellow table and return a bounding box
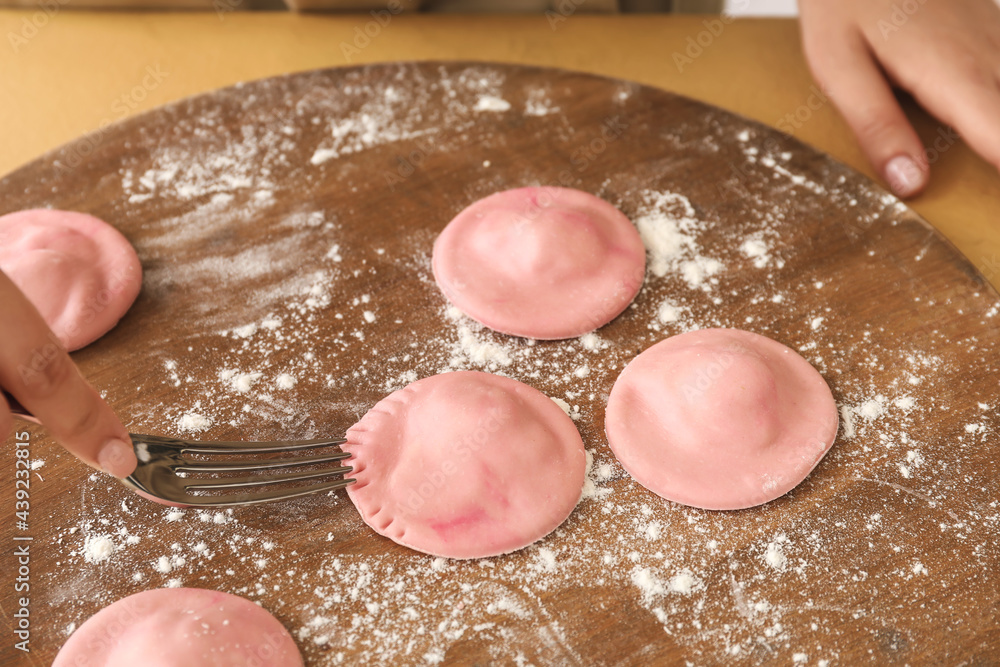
[2,12,998,285]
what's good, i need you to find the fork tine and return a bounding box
[201,478,356,506]
[123,433,356,507]
[155,478,356,507]
[129,434,348,455]
[181,438,348,455]
[177,451,352,473]
[184,465,355,490]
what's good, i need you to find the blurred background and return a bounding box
[0,0,801,15]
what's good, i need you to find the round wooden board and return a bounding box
[2,62,999,666]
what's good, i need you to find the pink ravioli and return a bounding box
[343,371,587,559]
[52,588,303,667]
[432,186,646,340]
[605,328,839,510]
[0,209,142,351]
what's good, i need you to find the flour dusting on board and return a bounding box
[310,90,440,165]
[45,64,1000,665]
[634,189,722,288]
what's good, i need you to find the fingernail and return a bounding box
[885,155,925,197]
[98,438,137,478]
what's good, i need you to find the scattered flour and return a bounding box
[310,109,439,165]
[633,189,723,289]
[473,95,512,112]
[632,568,666,600]
[551,397,572,417]
[763,538,788,571]
[739,236,771,268]
[54,64,993,667]
[894,396,916,410]
[83,535,115,563]
[221,370,263,393]
[450,324,513,369]
[232,323,258,338]
[657,299,683,324]
[177,412,213,433]
[578,332,606,351]
[668,572,699,595]
[524,89,560,117]
[859,397,886,419]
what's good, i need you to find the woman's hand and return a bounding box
[798,0,1000,197]
[0,271,136,478]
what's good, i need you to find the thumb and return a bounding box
[0,272,137,478]
[802,27,928,197]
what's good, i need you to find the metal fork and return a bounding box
[123,434,354,506]
[6,391,355,506]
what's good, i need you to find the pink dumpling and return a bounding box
[0,209,142,351]
[343,371,587,559]
[432,186,646,339]
[605,328,839,510]
[52,588,303,667]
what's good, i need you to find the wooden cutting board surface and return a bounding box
[1,62,998,666]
